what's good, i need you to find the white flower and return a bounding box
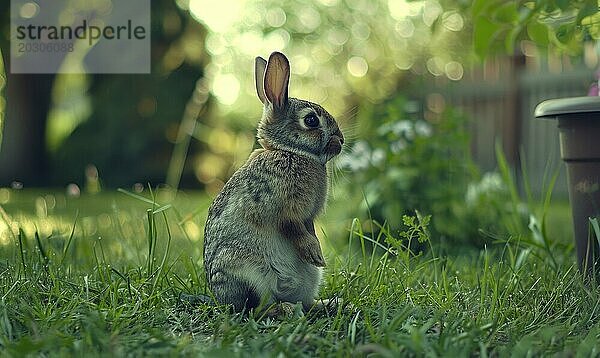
[392,120,414,139]
[371,148,385,165]
[465,172,505,205]
[415,120,432,137]
[390,139,407,153]
[339,141,372,171]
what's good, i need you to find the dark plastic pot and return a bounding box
[535,96,600,279]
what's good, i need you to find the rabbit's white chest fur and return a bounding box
[247,231,322,306]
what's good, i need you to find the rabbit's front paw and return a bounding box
[297,236,326,267]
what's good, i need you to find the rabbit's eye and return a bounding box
[304,114,319,128]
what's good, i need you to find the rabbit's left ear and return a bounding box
[255,56,267,104]
[264,52,290,110]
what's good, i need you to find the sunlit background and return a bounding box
[2,0,478,190]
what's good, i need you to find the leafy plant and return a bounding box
[473,0,600,58]
[340,95,509,245]
[384,213,431,255]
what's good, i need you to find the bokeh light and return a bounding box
[189,0,245,32]
[186,0,468,121]
[347,56,368,77]
[212,73,240,105]
[266,8,286,27]
[442,11,464,32]
[445,61,464,81]
[19,2,39,19]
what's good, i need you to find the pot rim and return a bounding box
[535,96,600,119]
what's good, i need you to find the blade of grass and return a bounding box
[371,220,390,268]
[495,141,522,234]
[539,168,560,269]
[361,188,376,269]
[111,267,133,300]
[151,211,173,295]
[34,231,49,268]
[118,188,161,207]
[347,218,360,270]
[590,217,600,249]
[146,209,154,275]
[519,147,534,212]
[17,229,26,274]
[60,211,79,267]
[351,226,396,257]
[152,204,172,215]
[92,241,104,282]
[184,255,201,290]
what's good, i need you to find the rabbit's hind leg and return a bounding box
[210,270,261,312]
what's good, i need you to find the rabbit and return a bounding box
[203,52,344,313]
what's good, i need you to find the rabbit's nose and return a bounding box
[333,128,344,144]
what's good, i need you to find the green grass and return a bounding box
[0,188,599,356]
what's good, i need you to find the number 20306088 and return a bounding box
[17,42,74,53]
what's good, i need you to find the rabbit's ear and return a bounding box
[264,52,290,110]
[255,56,267,104]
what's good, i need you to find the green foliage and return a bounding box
[385,213,431,256]
[399,213,431,244]
[472,0,600,58]
[340,95,509,245]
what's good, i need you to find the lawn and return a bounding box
[0,187,598,356]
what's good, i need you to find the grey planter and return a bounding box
[535,96,600,279]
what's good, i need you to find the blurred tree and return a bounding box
[0,51,4,150]
[0,0,209,188]
[0,1,56,186]
[54,0,209,187]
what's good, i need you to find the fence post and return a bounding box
[502,54,526,169]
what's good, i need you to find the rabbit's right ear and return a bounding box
[264,52,290,110]
[255,56,267,104]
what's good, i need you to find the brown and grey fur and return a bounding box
[203,52,344,312]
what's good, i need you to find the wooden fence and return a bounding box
[431,55,596,198]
